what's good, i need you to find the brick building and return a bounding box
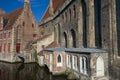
[37,0,120,80]
[0,0,38,62]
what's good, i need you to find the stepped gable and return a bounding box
[41,0,65,21]
[3,7,23,30]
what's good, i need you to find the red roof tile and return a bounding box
[53,0,66,13]
[3,7,23,30]
[41,7,50,21]
[41,0,65,21]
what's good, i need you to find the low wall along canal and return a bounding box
[0,62,70,80]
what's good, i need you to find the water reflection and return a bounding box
[0,62,68,80]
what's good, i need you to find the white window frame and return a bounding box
[72,55,78,70]
[57,54,62,67]
[67,55,71,68]
[80,56,87,75]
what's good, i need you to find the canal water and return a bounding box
[0,62,68,80]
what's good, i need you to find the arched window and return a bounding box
[63,32,67,48]
[65,12,67,22]
[58,55,61,63]
[71,29,76,47]
[57,54,62,67]
[72,55,78,70]
[69,9,71,21]
[67,55,71,68]
[73,5,76,18]
[80,56,88,74]
[116,0,120,56]
[81,0,87,47]
[94,0,102,48]
[96,56,104,76]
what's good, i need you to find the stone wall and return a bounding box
[37,33,54,53]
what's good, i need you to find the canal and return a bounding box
[0,62,69,80]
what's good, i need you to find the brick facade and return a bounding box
[0,0,38,62]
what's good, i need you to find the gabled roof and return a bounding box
[41,0,66,22]
[3,7,23,30]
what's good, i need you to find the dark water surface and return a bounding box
[0,62,68,80]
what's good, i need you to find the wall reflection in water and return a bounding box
[0,62,67,80]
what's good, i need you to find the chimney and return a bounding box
[49,0,54,15]
[0,9,5,30]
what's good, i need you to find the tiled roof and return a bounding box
[41,7,50,21]
[41,0,65,21]
[3,7,23,30]
[53,0,66,13]
[45,48,107,53]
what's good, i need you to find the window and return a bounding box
[33,34,37,40]
[72,56,78,70]
[23,22,25,26]
[8,43,11,53]
[65,12,67,22]
[94,0,102,48]
[4,33,6,38]
[81,0,87,47]
[116,0,120,56]
[32,23,34,28]
[63,32,67,48]
[71,29,76,47]
[73,5,76,18]
[67,55,71,68]
[16,43,21,53]
[8,32,11,38]
[80,57,88,74]
[69,9,71,21]
[58,55,61,63]
[96,56,104,76]
[57,54,62,67]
